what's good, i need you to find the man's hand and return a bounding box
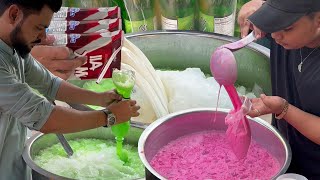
[107,100,140,125]
[31,46,86,80]
[98,90,140,125]
[237,0,265,38]
[99,90,123,106]
[31,35,86,80]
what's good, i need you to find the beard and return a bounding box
[10,22,41,58]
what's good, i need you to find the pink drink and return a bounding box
[53,7,120,21]
[48,19,122,34]
[52,30,123,80]
[151,131,280,180]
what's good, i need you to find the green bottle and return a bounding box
[159,0,195,30]
[114,0,155,33]
[111,69,135,139]
[111,69,135,162]
[62,0,115,7]
[199,0,236,36]
[234,0,250,37]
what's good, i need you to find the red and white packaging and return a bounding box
[47,19,122,34]
[52,30,123,80]
[53,7,121,21]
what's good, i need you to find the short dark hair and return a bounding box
[0,0,62,16]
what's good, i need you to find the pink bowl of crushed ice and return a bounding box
[138,108,291,180]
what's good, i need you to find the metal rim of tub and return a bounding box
[138,107,292,180]
[125,30,270,58]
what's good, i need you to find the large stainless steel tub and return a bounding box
[23,124,146,180]
[138,108,291,180]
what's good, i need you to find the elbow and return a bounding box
[39,125,52,134]
[39,122,58,134]
[39,129,49,134]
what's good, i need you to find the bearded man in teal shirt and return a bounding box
[0,1,140,179]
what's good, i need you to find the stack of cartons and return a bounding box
[48,6,124,80]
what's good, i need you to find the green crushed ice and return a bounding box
[34,138,145,180]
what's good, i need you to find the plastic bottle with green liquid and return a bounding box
[199,0,237,36]
[62,0,116,8]
[111,69,135,162]
[234,0,250,37]
[159,0,195,30]
[114,0,156,33]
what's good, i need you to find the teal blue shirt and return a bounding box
[0,39,62,179]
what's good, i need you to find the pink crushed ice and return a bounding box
[151,131,280,180]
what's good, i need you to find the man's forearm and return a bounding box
[40,106,106,134]
[55,80,103,106]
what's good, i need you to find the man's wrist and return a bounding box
[101,109,109,127]
[101,109,116,127]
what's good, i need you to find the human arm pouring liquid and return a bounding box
[40,80,140,134]
[248,95,320,145]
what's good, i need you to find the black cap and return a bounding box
[248,0,320,33]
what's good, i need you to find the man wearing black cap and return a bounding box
[238,0,320,179]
